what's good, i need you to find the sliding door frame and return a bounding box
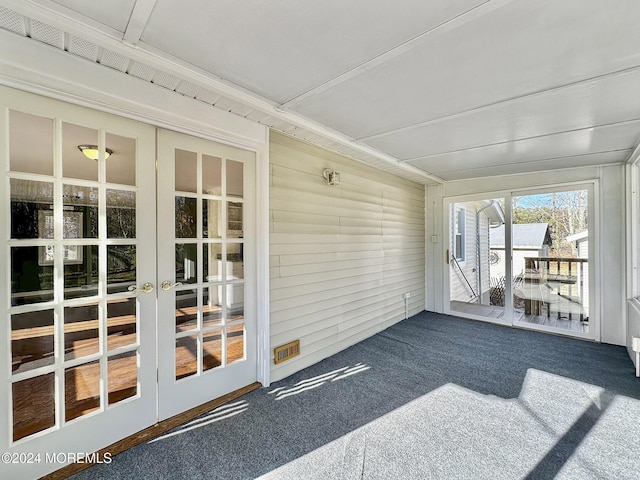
[443,180,600,342]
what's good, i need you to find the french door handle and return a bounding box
[161,281,183,291]
[128,282,155,294]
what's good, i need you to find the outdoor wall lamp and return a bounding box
[323,168,340,186]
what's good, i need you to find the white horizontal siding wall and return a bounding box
[269,132,425,381]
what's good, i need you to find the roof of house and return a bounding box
[566,230,588,243]
[490,223,552,249]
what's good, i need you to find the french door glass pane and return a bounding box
[108,351,138,405]
[226,323,245,365]
[106,133,136,185]
[203,243,222,281]
[64,303,100,360]
[175,243,197,284]
[202,155,222,195]
[107,298,137,350]
[203,286,222,327]
[11,246,54,305]
[228,284,245,321]
[10,110,53,175]
[512,190,589,333]
[202,330,223,372]
[11,310,55,374]
[64,245,99,298]
[176,289,198,333]
[227,243,244,279]
[10,179,54,239]
[203,199,222,239]
[65,361,101,421]
[176,335,199,380]
[62,122,98,181]
[226,160,243,197]
[227,202,243,238]
[175,149,197,193]
[107,245,136,293]
[175,196,197,238]
[63,184,99,238]
[107,189,136,238]
[13,373,55,441]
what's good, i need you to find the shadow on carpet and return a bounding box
[73,311,640,480]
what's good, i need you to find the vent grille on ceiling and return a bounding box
[274,340,300,364]
[0,6,26,35]
[67,35,99,61]
[30,18,63,48]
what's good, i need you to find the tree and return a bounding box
[512,190,588,257]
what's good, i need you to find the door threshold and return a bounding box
[41,382,262,480]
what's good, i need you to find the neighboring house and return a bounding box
[567,230,589,259]
[566,230,590,316]
[489,223,553,280]
[449,200,504,305]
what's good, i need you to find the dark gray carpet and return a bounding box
[72,312,640,479]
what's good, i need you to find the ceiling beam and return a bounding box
[123,0,158,46]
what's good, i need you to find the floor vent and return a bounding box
[274,340,300,364]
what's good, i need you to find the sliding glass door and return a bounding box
[446,184,594,339]
[511,188,590,335]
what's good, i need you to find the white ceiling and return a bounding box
[4,0,640,183]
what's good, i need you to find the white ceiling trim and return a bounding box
[122,0,157,46]
[627,142,640,165]
[432,150,632,181]
[0,0,442,185]
[280,0,514,108]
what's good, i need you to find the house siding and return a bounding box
[269,132,425,381]
[449,203,480,302]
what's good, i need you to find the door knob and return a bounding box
[128,282,154,294]
[161,281,183,291]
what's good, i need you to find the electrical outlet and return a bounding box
[403,292,411,299]
[431,235,438,243]
[632,336,640,352]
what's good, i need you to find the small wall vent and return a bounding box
[274,340,300,364]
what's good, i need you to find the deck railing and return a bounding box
[521,256,588,320]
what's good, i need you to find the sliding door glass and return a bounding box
[512,189,590,334]
[448,197,507,320]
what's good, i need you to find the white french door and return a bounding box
[156,129,257,420]
[1,87,259,479]
[0,87,157,479]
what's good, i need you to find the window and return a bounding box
[454,208,465,261]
